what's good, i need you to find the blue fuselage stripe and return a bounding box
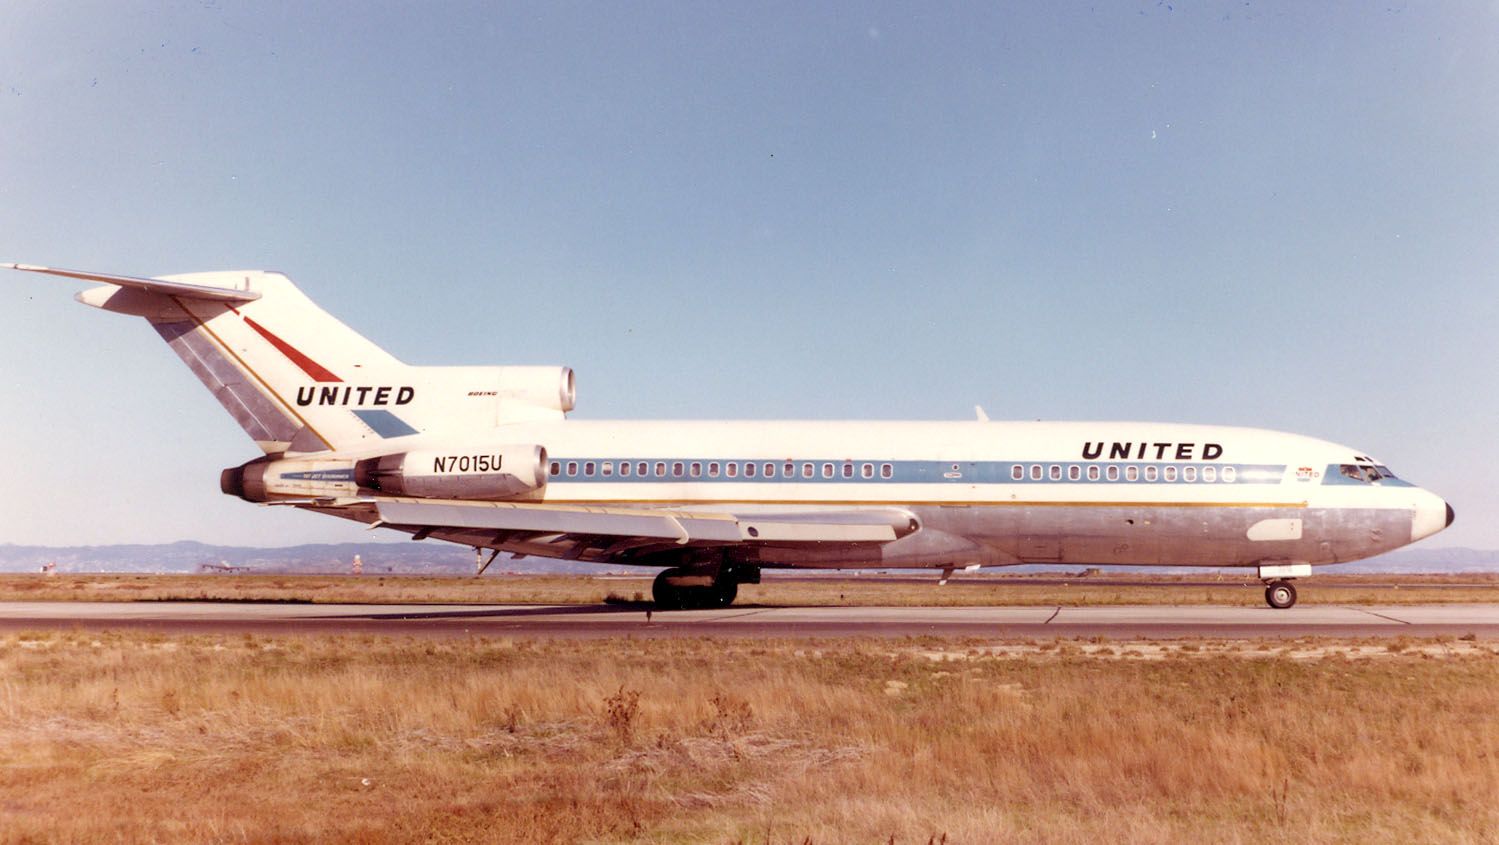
[544,459,1288,485]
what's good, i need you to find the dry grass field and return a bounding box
[3,630,1497,843]
[3,571,1499,608]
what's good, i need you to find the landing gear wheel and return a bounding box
[652,567,687,610]
[714,579,738,608]
[652,567,740,610]
[1264,580,1297,610]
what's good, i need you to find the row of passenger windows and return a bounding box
[1010,464,1237,483]
[546,460,1239,483]
[550,460,896,480]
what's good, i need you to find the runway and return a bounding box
[3,600,1499,638]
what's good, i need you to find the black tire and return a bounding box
[652,568,685,610]
[714,579,738,607]
[653,566,739,610]
[1265,581,1297,610]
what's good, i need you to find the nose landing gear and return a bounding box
[1257,563,1310,610]
[1264,580,1298,609]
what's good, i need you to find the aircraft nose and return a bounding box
[1411,491,1453,542]
[1447,502,1456,528]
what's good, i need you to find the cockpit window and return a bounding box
[1338,463,1397,483]
[1339,464,1372,482]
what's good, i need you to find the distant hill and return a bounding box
[1340,546,1499,573]
[0,541,1493,575]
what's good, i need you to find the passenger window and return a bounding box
[690,462,702,478]
[708,462,719,478]
[1068,465,1080,481]
[1222,466,1236,483]
[1011,465,1024,481]
[601,462,612,476]
[1030,465,1042,481]
[745,462,755,478]
[1125,465,1139,482]
[1049,465,1061,481]
[1106,466,1119,481]
[1203,466,1217,483]
[767,463,777,478]
[672,462,684,477]
[842,462,854,479]
[550,461,560,477]
[619,462,630,477]
[802,463,813,478]
[1184,466,1197,482]
[1164,466,1177,482]
[862,463,873,478]
[637,462,648,476]
[1087,465,1100,481]
[584,461,596,476]
[655,462,666,477]
[567,461,578,477]
[881,463,893,479]
[784,462,795,477]
[1145,466,1158,482]
[822,463,833,478]
[726,463,737,478]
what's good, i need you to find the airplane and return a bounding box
[5,262,1454,609]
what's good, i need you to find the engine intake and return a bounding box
[494,366,575,417]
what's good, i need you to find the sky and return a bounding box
[1,2,1495,548]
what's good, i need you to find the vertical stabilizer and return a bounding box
[12,265,408,454]
[9,264,575,454]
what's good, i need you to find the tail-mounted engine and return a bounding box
[221,455,358,503]
[493,367,575,418]
[222,444,548,503]
[354,445,548,499]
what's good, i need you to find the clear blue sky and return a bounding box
[1,3,1495,548]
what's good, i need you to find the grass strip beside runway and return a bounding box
[1,630,1496,843]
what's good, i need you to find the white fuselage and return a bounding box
[320,418,1449,571]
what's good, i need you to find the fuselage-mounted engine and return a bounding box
[222,444,548,503]
[353,445,548,500]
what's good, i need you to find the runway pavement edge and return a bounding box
[2,601,1499,639]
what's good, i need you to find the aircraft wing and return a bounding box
[314,497,918,565]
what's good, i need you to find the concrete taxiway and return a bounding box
[2,601,1498,639]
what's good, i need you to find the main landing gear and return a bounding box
[1264,580,1297,610]
[652,562,759,610]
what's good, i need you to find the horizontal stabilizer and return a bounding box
[3,263,261,303]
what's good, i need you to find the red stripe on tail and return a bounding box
[243,317,343,383]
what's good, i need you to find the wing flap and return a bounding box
[376,499,741,543]
[373,498,909,546]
